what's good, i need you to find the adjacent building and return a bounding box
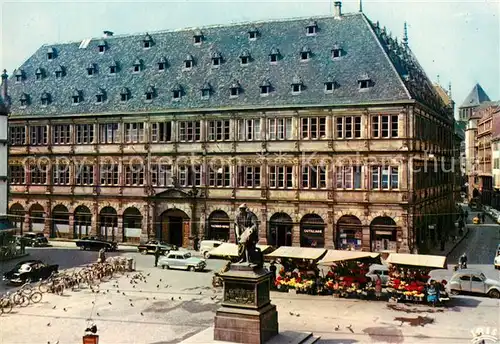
[491,110,500,209]
[6,3,456,253]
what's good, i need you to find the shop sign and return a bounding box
[303,228,323,235]
[210,223,230,229]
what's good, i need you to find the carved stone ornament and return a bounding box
[225,287,255,305]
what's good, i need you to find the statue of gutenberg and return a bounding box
[234,203,261,265]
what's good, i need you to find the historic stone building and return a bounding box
[6,3,456,253]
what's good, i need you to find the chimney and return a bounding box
[1,69,8,103]
[103,31,114,38]
[334,1,342,19]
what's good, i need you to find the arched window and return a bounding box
[300,214,325,248]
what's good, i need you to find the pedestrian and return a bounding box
[154,245,161,267]
[193,236,200,251]
[269,261,277,288]
[20,237,26,255]
[97,247,106,264]
[481,212,486,223]
[375,274,382,300]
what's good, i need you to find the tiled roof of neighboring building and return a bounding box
[6,12,444,117]
[460,83,491,108]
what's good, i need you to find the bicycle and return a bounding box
[0,294,13,314]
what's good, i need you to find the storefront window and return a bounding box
[300,214,325,248]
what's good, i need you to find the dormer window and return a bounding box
[306,20,318,36]
[248,28,259,40]
[331,43,343,59]
[109,61,118,74]
[40,92,51,106]
[133,59,142,73]
[97,40,107,53]
[260,80,271,96]
[55,65,65,78]
[35,68,45,80]
[172,84,182,100]
[120,87,130,102]
[143,33,153,49]
[72,89,82,104]
[300,46,311,61]
[145,85,155,101]
[19,93,29,107]
[193,30,203,44]
[184,55,194,70]
[47,47,55,60]
[324,81,335,93]
[158,57,167,71]
[358,74,373,89]
[96,89,106,103]
[211,51,222,67]
[230,80,240,98]
[240,49,251,65]
[201,82,211,100]
[269,47,280,63]
[291,77,303,95]
[87,64,96,76]
[14,69,24,82]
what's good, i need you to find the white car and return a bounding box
[158,252,206,272]
[495,244,500,270]
[365,264,390,286]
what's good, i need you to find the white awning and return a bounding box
[318,250,380,265]
[265,246,327,261]
[208,243,272,257]
[386,253,447,269]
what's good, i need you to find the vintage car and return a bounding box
[448,269,500,298]
[365,264,390,286]
[158,252,206,272]
[21,232,49,247]
[199,240,224,258]
[137,240,177,255]
[3,260,59,285]
[75,237,118,251]
[494,244,500,269]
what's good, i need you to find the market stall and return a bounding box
[385,253,449,304]
[265,247,327,294]
[207,243,273,261]
[318,250,381,298]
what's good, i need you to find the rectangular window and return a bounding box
[268,118,292,140]
[75,164,94,185]
[268,166,293,189]
[9,126,26,145]
[178,165,202,187]
[336,116,361,139]
[335,166,362,189]
[238,119,261,141]
[371,166,399,190]
[52,164,70,185]
[151,164,173,186]
[30,165,47,185]
[237,166,261,187]
[9,165,25,184]
[100,164,119,185]
[29,125,48,146]
[372,115,398,138]
[208,120,231,141]
[52,124,71,145]
[75,124,94,144]
[178,121,201,142]
[151,122,172,142]
[124,164,144,186]
[99,123,121,143]
[301,117,326,139]
[124,123,145,143]
[301,166,326,189]
[208,166,231,187]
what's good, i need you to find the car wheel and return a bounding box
[488,289,500,299]
[161,265,166,269]
[189,266,195,272]
[204,252,210,259]
[140,250,147,255]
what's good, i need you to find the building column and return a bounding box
[325,210,334,249]
[292,223,300,246]
[259,207,267,245]
[44,203,52,237]
[68,212,75,239]
[24,212,31,232]
[91,202,99,237]
[116,216,123,242]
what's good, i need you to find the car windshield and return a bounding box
[480,273,486,281]
[184,253,191,259]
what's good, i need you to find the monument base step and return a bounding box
[179,327,320,344]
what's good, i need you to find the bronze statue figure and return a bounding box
[234,203,262,265]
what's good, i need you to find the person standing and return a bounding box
[481,212,486,224]
[154,245,161,267]
[98,247,106,264]
[193,236,200,251]
[375,274,382,300]
[269,261,277,288]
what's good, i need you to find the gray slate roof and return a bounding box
[6,12,442,117]
[460,83,491,108]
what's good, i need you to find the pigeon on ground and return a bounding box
[153,297,156,300]
[171,297,174,301]
[97,313,100,316]
[347,325,354,333]
[334,325,340,331]
[52,305,56,309]
[47,323,51,327]
[109,302,112,305]
[140,312,144,316]
[179,297,181,300]
[289,312,294,316]
[130,303,134,307]
[147,273,151,276]
[156,285,160,288]
[63,308,67,312]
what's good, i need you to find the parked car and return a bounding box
[3,260,59,285]
[75,237,118,251]
[137,240,178,255]
[494,244,500,270]
[365,264,390,286]
[158,251,206,271]
[448,269,500,298]
[200,240,224,258]
[22,232,49,247]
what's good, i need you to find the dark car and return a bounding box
[137,240,178,255]
[3,260,59,285]
[75,237,118,251]
[22,232,49,247]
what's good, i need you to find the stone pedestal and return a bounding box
[214,263,278,344]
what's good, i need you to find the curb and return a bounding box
[49,238,138,247]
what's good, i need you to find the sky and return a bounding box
[0,0,499,113]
